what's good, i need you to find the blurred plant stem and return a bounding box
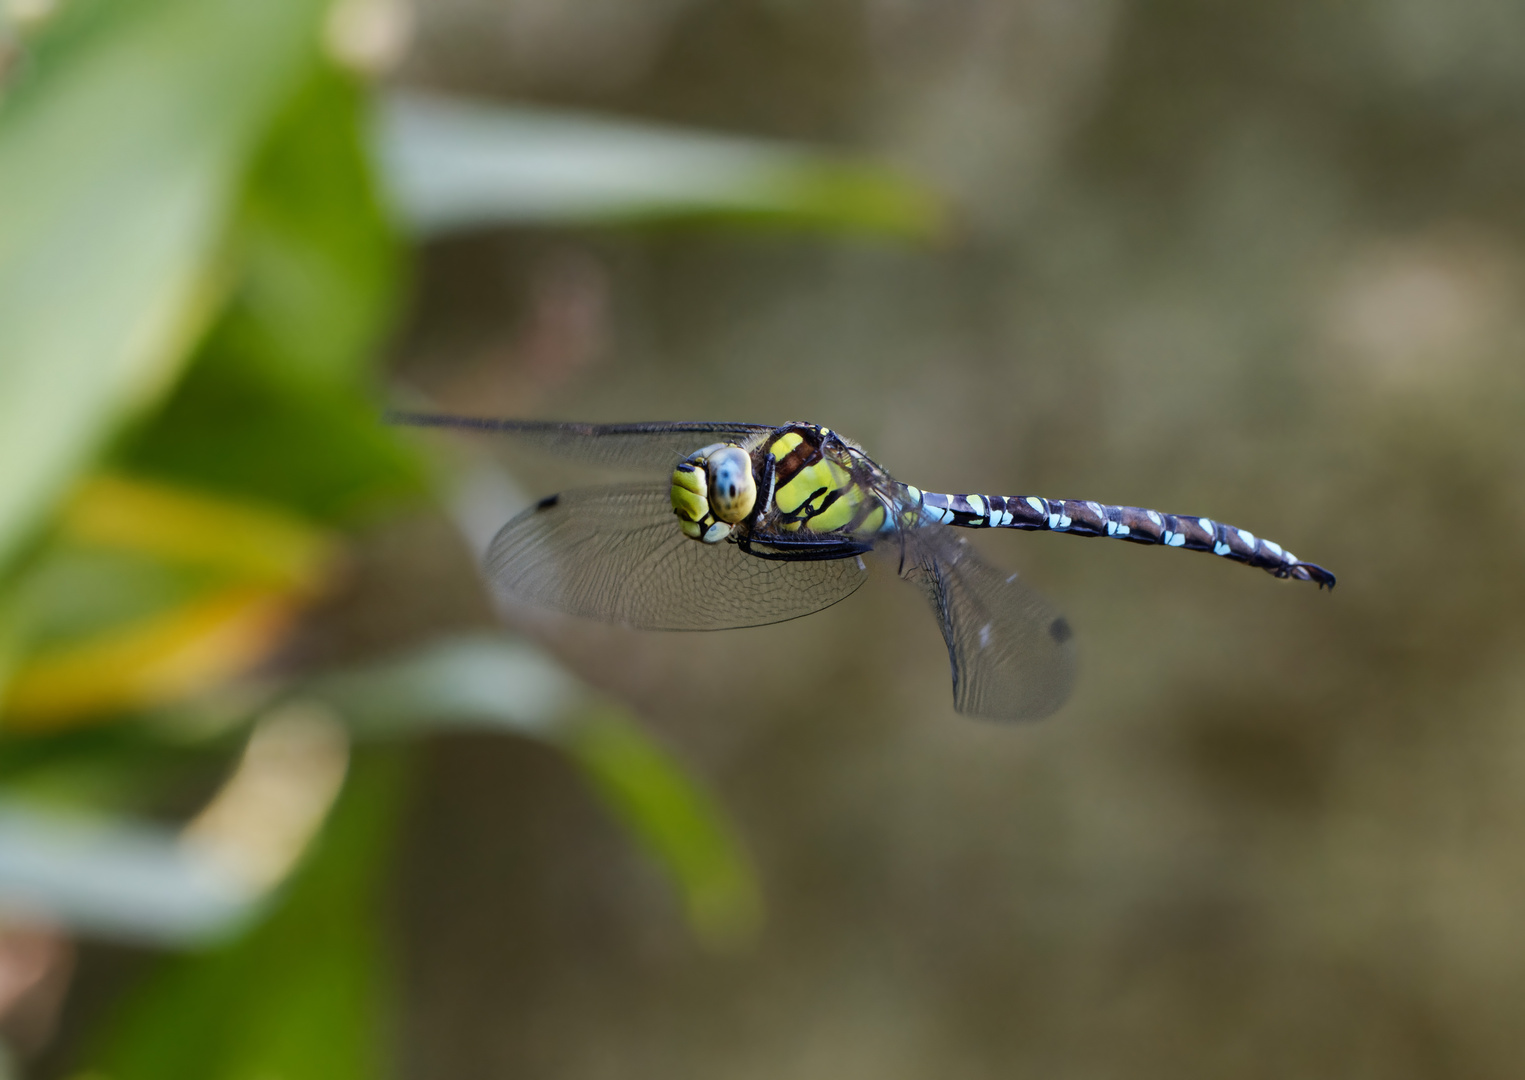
[310,636,764,952]
[77,749,406,1080]
[569,705,762,951]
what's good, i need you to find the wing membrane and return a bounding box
[487,483,868,630]
[900,529,1076,721]
[389,412,773,471]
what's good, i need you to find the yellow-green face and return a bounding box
[670,443,758,544]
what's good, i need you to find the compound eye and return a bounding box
[706,446,757,524]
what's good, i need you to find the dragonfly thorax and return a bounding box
[670,442,758,544]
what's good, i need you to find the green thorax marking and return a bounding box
[756,423,891,537]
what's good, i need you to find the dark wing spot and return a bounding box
[1048,617,1073,644]
[535,494,561,510]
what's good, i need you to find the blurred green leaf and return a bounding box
[379,91,946,240]
[311,635,762,950]
[1,475,337,729]
[58,474,338,591]
[119,353,425,522]
[5,583,302,730]
[12,547,212,650]
[216,62,401,392]
[0,607,20,726]
[569,706,762,951]
[308,634,578,739]
[0,0,332,576]
[82,750,403,1080]
[0,798,257,945]
[0,700,348,945]
[0,722,235,816]
[117,61,423,522]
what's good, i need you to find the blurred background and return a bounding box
[3,0,1525,1076]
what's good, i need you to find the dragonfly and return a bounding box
[391,413,1334,721]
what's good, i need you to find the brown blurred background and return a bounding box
[8,0,1525,1077]
[386,2,1525,1077]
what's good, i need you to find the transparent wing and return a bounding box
[389,412,773,471]
[487,483,868,630]
[900,528,1077,721]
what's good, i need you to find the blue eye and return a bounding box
[706,447,757,524]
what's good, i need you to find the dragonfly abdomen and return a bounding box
[908,487,1335,589]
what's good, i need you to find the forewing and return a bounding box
[901,528,1076,721]
[487,483,868,630]
[389,413,773,471]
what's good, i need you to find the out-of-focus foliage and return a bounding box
[0,0,942,1073]
[380,91,945,238]
[0,797,253,944]
[568,706,761,949]
[14,0,1525,1073]
[83,752,403,1080]
[8,476,336,729]
[114,62,419,523]
[310,636,761,949]
[0,0,332,574]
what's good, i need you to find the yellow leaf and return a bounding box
[61,473,338,590]
[4,585,301,730]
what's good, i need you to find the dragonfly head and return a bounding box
[671,444,757,543]
[706,446,757,523]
